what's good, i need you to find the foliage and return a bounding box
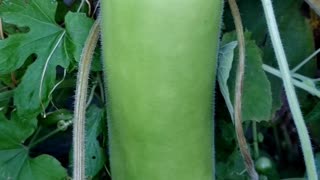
[0,0,319,179]
[0,0,106,179]
[0,112,67,179]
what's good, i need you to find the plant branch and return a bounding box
[228,0,259,179]
[263,64,320,98]
[260,0,317,179]
[73,19,100,180]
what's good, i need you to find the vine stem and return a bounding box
[227,0,259,179]
[260,0,318,179]
[262,64,320,98]
[73,19,100,180]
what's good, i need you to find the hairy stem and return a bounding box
[73,19,100,180]
[228,0,259,179]
[260,0,318,179]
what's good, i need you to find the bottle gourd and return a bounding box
[101,1,223,179]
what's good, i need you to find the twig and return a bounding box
[227,0,259,179]
[73,19,100,180]
[260,0,318,179]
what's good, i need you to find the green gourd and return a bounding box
[101,1,223,179]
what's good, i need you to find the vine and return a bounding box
[73,19,100,179]
[227,0,259,179]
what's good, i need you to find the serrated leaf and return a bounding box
[85,105,106,178]
[218,41,237,121]
[224,0,316,117]
[0,0,64,73]
[0,1,94,118]
[0,112,67,180]
[222,32,272,122]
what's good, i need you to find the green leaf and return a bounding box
[218,41,237,121]
[0,0,64,73]
[224,0,316,117]
[305,101,320,143]
[85,105,106,178]
[65,12,94,63]
[0,113,67,180]
[222,32,272,122]
[216,149,247,180]
[0,90,13,112]
[0,1,94,117]
[315,153,320,177]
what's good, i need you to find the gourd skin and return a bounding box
[101,1,222,180]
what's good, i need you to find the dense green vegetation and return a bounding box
[0,0,319,179]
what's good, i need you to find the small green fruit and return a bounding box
[255,156,273,174]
